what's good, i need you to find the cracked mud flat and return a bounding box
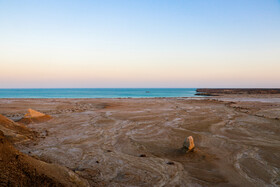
[1,96,280,186]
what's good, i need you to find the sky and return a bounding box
[0,0,279,88]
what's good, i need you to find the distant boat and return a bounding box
[145,91,150,93]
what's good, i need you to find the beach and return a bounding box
[1,94,280,186]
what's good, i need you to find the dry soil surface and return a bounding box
[0,96,280,186]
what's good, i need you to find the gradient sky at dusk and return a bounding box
[0,0,279,88]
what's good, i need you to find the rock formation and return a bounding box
[183,136,195,152]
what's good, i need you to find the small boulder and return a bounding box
[183,136,195,152]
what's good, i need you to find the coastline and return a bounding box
[196,88,280,96]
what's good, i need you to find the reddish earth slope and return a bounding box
[0,115,89,187]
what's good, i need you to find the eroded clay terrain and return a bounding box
[1,96,280,186]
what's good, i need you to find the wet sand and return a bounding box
[1,95,280,186]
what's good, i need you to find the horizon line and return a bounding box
[0,87,280,89]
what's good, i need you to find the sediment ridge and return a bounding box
[196,88,280,95]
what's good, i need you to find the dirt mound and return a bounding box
[24,109,46,118]
[17,109,52,125]
[0,114,36,143]
[0,130,89,186]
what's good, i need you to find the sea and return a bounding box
[0,88,199,98]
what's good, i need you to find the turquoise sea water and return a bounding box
[0,88,198,98]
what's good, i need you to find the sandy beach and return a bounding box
[1,95,280,186]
